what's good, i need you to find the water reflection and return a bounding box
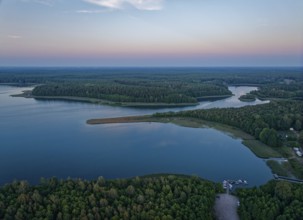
[0,85,273,186]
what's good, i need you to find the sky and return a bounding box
[0,0,302,67]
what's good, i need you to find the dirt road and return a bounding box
[214,193,240,220]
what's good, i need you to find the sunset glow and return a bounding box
[0,0,302,66]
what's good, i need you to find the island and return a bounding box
[239,93,256,102]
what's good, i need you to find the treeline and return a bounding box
[154,101,303,147]
[0,67,302,85]
[0,175,221,220]
[251,82,303,100]
[30,74,303,104]
[237,180,303,220]
[1,67,302,104]
[32,82,231,104]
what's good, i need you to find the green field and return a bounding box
[266,160,289,176]
[242,140,282,158]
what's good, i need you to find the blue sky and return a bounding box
[0,0,302,66]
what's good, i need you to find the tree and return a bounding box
[259,128,279,147]
[298,131,303,145]
[294,119,302,131]
[108,188,118,199]
[275,181,292,200]
[267,129,279,147]
[126,185,135,196]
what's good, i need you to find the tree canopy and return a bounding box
[0,175,222,220]
[154,101,303,147]
[237,180,303,220]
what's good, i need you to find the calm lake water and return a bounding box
[0,85,272,186]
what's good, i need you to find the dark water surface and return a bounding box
[0,85,272,186]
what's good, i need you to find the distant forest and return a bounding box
[0,67,302,104]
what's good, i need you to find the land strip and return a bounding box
[12,90,199,108]
[87,115,153,124]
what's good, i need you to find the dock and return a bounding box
[273,174,303,184]
[223,179,248,193]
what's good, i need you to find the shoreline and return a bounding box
[238,97,256,102]
[12,90,201,108]
[87,115,282,159]
[87,115,153,124]
[87,115,254,140]
[196,94,232,101]
[87,115,299,177]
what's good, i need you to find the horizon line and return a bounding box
[0,65,302,69]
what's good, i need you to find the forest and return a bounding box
[0,175,221,220]
[250,82,303,100]
[1,67,302,85]
[1,67,302,104]
[154,100,303,148]
[1,67,303,219]
[31,82,229,104]
[238,93,256,102]
[237,180,303,220]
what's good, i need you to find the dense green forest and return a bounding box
[1,67,303,219]
[31,82,229,104]
[0,175,221,220]
[250,82,303,100]
[237,180,303,220]
[1,67,302,104]
[239,94,256,102]
[154,101,303,148]
[1,67,302,85]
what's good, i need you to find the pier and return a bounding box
[223,179,248,193]
[273,174,303,184]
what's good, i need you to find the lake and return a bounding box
[0,85,272,186]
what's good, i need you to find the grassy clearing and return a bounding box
[288,159,303,179]
[276,146,294,158]
[266,160,289,176]
[156,117,254,140]
[87,115,153,124]
[158,117,205,128]
[242,140,281,158]
[265,152,303,179]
